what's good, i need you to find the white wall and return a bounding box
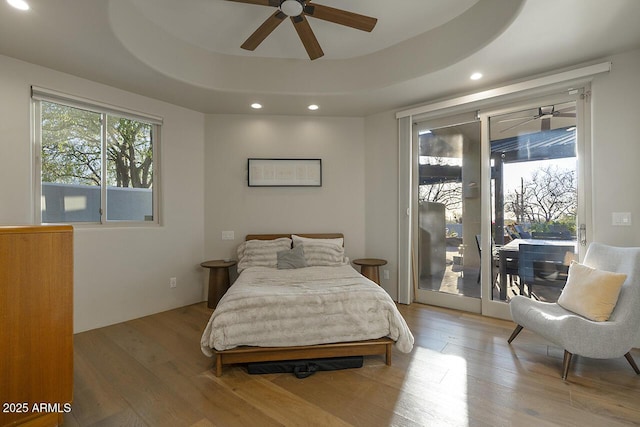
[0,54,206,332]
[364,111,399,299]
[591,49,640,245]
[363,48,640,300]
[4,46,638,333]
[204,114,367,270]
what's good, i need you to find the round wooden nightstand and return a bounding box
[200,260,236,308]
[353,258,387,285]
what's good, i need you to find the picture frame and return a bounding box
[248,158,322,187]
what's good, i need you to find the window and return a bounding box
[32,88,161,224]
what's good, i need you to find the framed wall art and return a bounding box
[248,158,322,187]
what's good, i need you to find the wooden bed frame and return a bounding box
[213,338,393,377]
[211,233,395,376]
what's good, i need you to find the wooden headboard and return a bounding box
[245,233,344,245]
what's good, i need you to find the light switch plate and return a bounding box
[221,230,235,240]
[612,212,632,226]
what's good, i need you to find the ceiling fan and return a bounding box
[499,105,576,133]
[227,0,378,60]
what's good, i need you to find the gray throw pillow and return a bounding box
[277,245,308,269]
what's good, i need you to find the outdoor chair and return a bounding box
[475,235,517,289]
[508,242,640,380]
[517,243,575,297]
[475,235,499,284]
[514,225,531,238]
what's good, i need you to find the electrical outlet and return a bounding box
[169,277,177,288]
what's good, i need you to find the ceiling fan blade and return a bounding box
[291,15,324,60]
[500,117,537,133]
[241,11,287,51]
[541,117,551,131]
[554,105,575,113]
[226,0,280,6]
[304,3,377,32]
[497,115,536,123]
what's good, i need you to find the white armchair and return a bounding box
[508,242,640,380]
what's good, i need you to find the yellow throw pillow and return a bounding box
[557,261,627,321]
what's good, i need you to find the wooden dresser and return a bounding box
[0,225,73,427]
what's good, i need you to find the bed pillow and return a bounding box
[292,234,344,248]
[237,237,292,273]
[557,261,627,322]
[277,245,308,269]
[301,241,348,266]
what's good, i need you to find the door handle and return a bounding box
[579,224,587,246]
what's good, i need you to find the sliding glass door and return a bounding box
[404,90,590,318]
[480,91,588,318]
[412,115,482,312]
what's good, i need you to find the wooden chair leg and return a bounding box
[507,325,524,344]
[624,352,640,374]
[562,350,573,380]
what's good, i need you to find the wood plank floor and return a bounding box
[66,302,640,427]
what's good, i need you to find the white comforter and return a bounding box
[200,265,414,356]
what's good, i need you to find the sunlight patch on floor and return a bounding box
[394,346,470,426]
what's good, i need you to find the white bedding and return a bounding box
[200,265,414,356]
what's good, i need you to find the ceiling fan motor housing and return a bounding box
[539,105,555,116]
[280,0,304,17]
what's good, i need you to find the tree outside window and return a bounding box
[504,164,577,235]
[39,101,156,223]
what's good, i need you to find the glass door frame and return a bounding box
[411,113,483,313]
[399,87,591,319]
[478,90,589,318]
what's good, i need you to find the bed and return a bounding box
[200,233,414,376]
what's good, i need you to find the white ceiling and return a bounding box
[134,0,480,59]
[1,0,640,116]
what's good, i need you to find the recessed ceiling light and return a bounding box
[250,103,262,109]
[307,104,319,111]
[470,72,483,81]
[7,0,29,10]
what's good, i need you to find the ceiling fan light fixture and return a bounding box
[280,0,303,17]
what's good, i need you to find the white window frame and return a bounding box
[31,86,162,226]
